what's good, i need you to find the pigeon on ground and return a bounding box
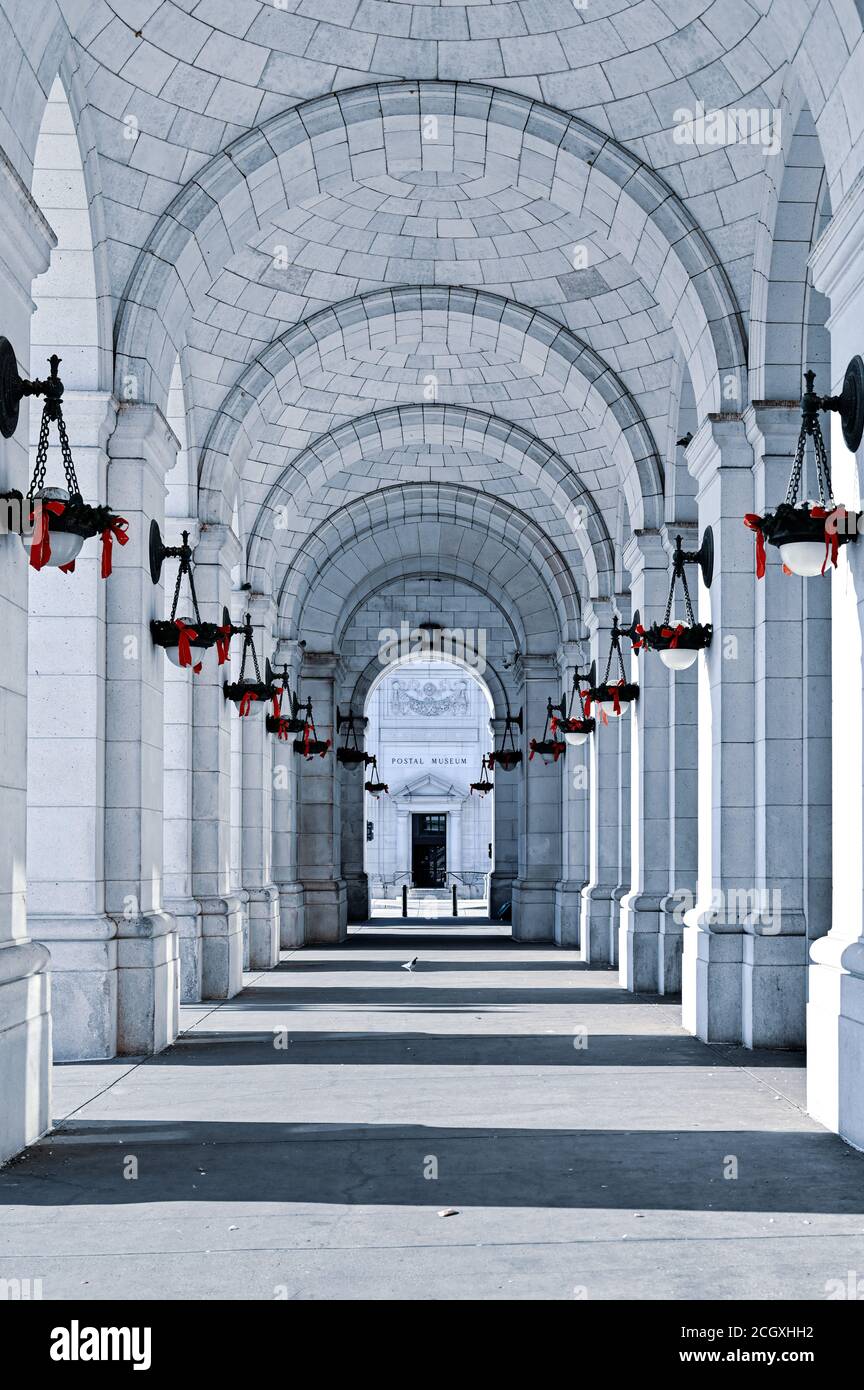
[401,957,418,971]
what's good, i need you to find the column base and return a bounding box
[198,894,245,1000]
[658,894,685,996]
[345,872,369,923]
[302,881,347,944]
[581,884,615,964]
[807,936,864,1148]
[278,883,305,948]
[247,885,280,970]
[165,896,203,1003]
[511,880,555,942]
[618,893,663,993]
[489,871,514,922]
[554,879,585,947]
[743,930,807,1049]
[682,923,743,1042]
[0,941,52,1165]
[115,912,179,1055]
[29,916,118,1060]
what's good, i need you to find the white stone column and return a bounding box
[272,640,304,947]
[806,177,864,1145]
[511,654,561,941]
[660,524,698,996]
[682,416,755,1042]
[610,595,631,971]
[161,517,203,1002]
[620,535,673,992]
[242,593,279,970]
[0,157,54,1161]
[396,807,410,875]
[580,600,619,965]
[297,651,346,943]
[744,403,832,1046]
[104,404,180,1053]
[27,393,118,1059]
[448,806,463,875]
[190,524,245,998]
[489,713,516,919]
[554,640,590,947]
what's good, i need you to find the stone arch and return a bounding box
[114,81,748,421]
[276,482,578,648]
[250,404,612,603]
[198,285,665,544]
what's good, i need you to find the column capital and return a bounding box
[0,151,56,300]
[582,596,615,636]
[556,639,587,670]
[686,414,750,487]
[195,522,242,570]
[108,402,179,476]
[623,529,668,578]
[660,522,697,561]
[301,650,342,681]
[274,638,306,676]
[743,401,801,453]
[514,652,558,680]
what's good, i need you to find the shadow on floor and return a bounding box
[1,1120,860,1215]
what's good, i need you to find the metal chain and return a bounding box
[27,408,50,498]
[785,416,834,508]
[27,401,81,499]
[56,410,81,496]
[603,627,626,684]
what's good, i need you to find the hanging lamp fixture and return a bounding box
[634,532,713,671]
[0,341,128,574]
[335,707,372,767]
[223,613,281,717]
[364,755,389,797]
[529,699,568,764]
[547,664,596,746]
[292,697,331,759]
[584,616,639,723]
[149,522,232,673]
[266,664,307,740]
[489,706,522,771]
[744,362,864,578]
[470,752,494,795]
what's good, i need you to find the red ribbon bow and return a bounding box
[743,514,766,579]
[174,618,202,674]
[633,622,646,651]
[239,691,258,717]
[28,500,66,571]
[272,690,282,719]
[810,505,844,574]
[216,624,232,665]
[100,515,129,579]
[660,624,686,648]
[276,719,290,741]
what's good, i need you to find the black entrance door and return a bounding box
[411,813,447,887]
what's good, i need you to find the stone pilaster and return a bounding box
[242,593,280,969]
[620,538,672,992]
[104,404,181,1053]
[744,404,831,1047]
[0,155,55,1160]
[297,651,346,943]
[272,640,304,947]
[580,599,619,965]
[489,714,516,920]
[511,654,561,942]
[660,524,698,996]
[190,523,244,998]
[806,174,864,1146]
[554,640,589,947]
[682,415,755,1043]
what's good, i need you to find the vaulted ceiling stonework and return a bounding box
[3,0,864,1311]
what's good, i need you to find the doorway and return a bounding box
[412,813,447,886]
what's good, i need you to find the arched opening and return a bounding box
[362,651,496,924]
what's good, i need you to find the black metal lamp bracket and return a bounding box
[0,337,65,438]
[673,527,714,590]
[805,358,864,453]
[149,519,194,585]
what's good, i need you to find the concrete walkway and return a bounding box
[2,928,864,1300]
